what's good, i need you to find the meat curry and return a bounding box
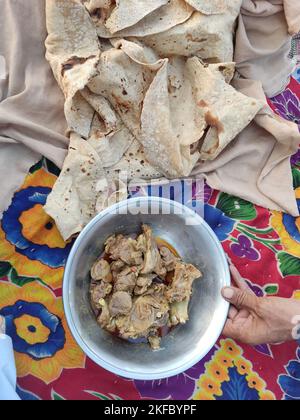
[90,225,202,350]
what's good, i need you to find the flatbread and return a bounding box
[88,40,164,138]
[46,0,101,137]
[105,0,168,34]
[44,0,258,240]
[112,0,193,38]
[44,132,130,241]
[185,0,227,15]
[141,7,240,62]
[139,58,257,177]
[208,62,236,83]
[185,58,263,160]
[140,60,201,178]
[88,0,193,39]
[88,121,135,169]
[44,133,107,240]
[106,138,162,180]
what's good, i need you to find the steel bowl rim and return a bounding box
[63,196,230,380]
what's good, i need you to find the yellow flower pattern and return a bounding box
[292,290,300,300]
[194,340,276,400]
[271,187,300,258]
[14,315,50,345]
[0,281,85,384]
[0,168,73,289]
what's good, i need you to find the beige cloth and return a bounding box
[0,0,299,227]
[0,0,68,216]
[235,0,300,97]
[284,0,300,35]
[196,0,300,216]
[197,78,300,215]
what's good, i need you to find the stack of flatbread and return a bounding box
[44,0,263,240]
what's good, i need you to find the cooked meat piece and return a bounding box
[115,314,128,334]
[97,299,116,333]
[114,267,137,294]
[134,274,156,295]
[165,262,202,303]
[136,274,156,288]
[109,291,132,317]
[111,259,126,273]
[97,300,110,328]
[106,321,116,334]
[117,285,170,339]
[160,247,179,272]
[91,259,112,282]
[91,281,113,310]
[136,233,147,252]
[111,259,126,282]
[105,235,143,266]
[134,286,146,296]
[97,299,111,328]
[105,235,118,253]
[140,225,166,277]
[148,335,161,351]
[169,298,189,326]
[142,283,167,297]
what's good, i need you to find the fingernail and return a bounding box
[222,287,234,300]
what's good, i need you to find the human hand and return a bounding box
[221,265,300,346]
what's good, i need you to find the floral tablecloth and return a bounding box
[0,59,300,401]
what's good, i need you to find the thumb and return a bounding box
[222,287,259,311]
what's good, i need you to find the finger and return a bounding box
[228,304,250,321]
[222,287,259,311]
[228,306,238,320]
[229,264,253,293]
[222,319,241,341]
[234,308,250,320]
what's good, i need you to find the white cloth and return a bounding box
[0,334,20,401]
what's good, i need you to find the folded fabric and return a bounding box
[284,0,300,35]
[0,317,19,401]
[235,0,300,97]
[197,78,300,216]
[0,0,68,218]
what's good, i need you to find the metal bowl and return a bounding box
[63,197,230,380]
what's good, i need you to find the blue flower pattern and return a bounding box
[204,205,235,241]
[215,367,260,400]
[0,301,65,360]
[278,347,300,400]
[2,187,73,268]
